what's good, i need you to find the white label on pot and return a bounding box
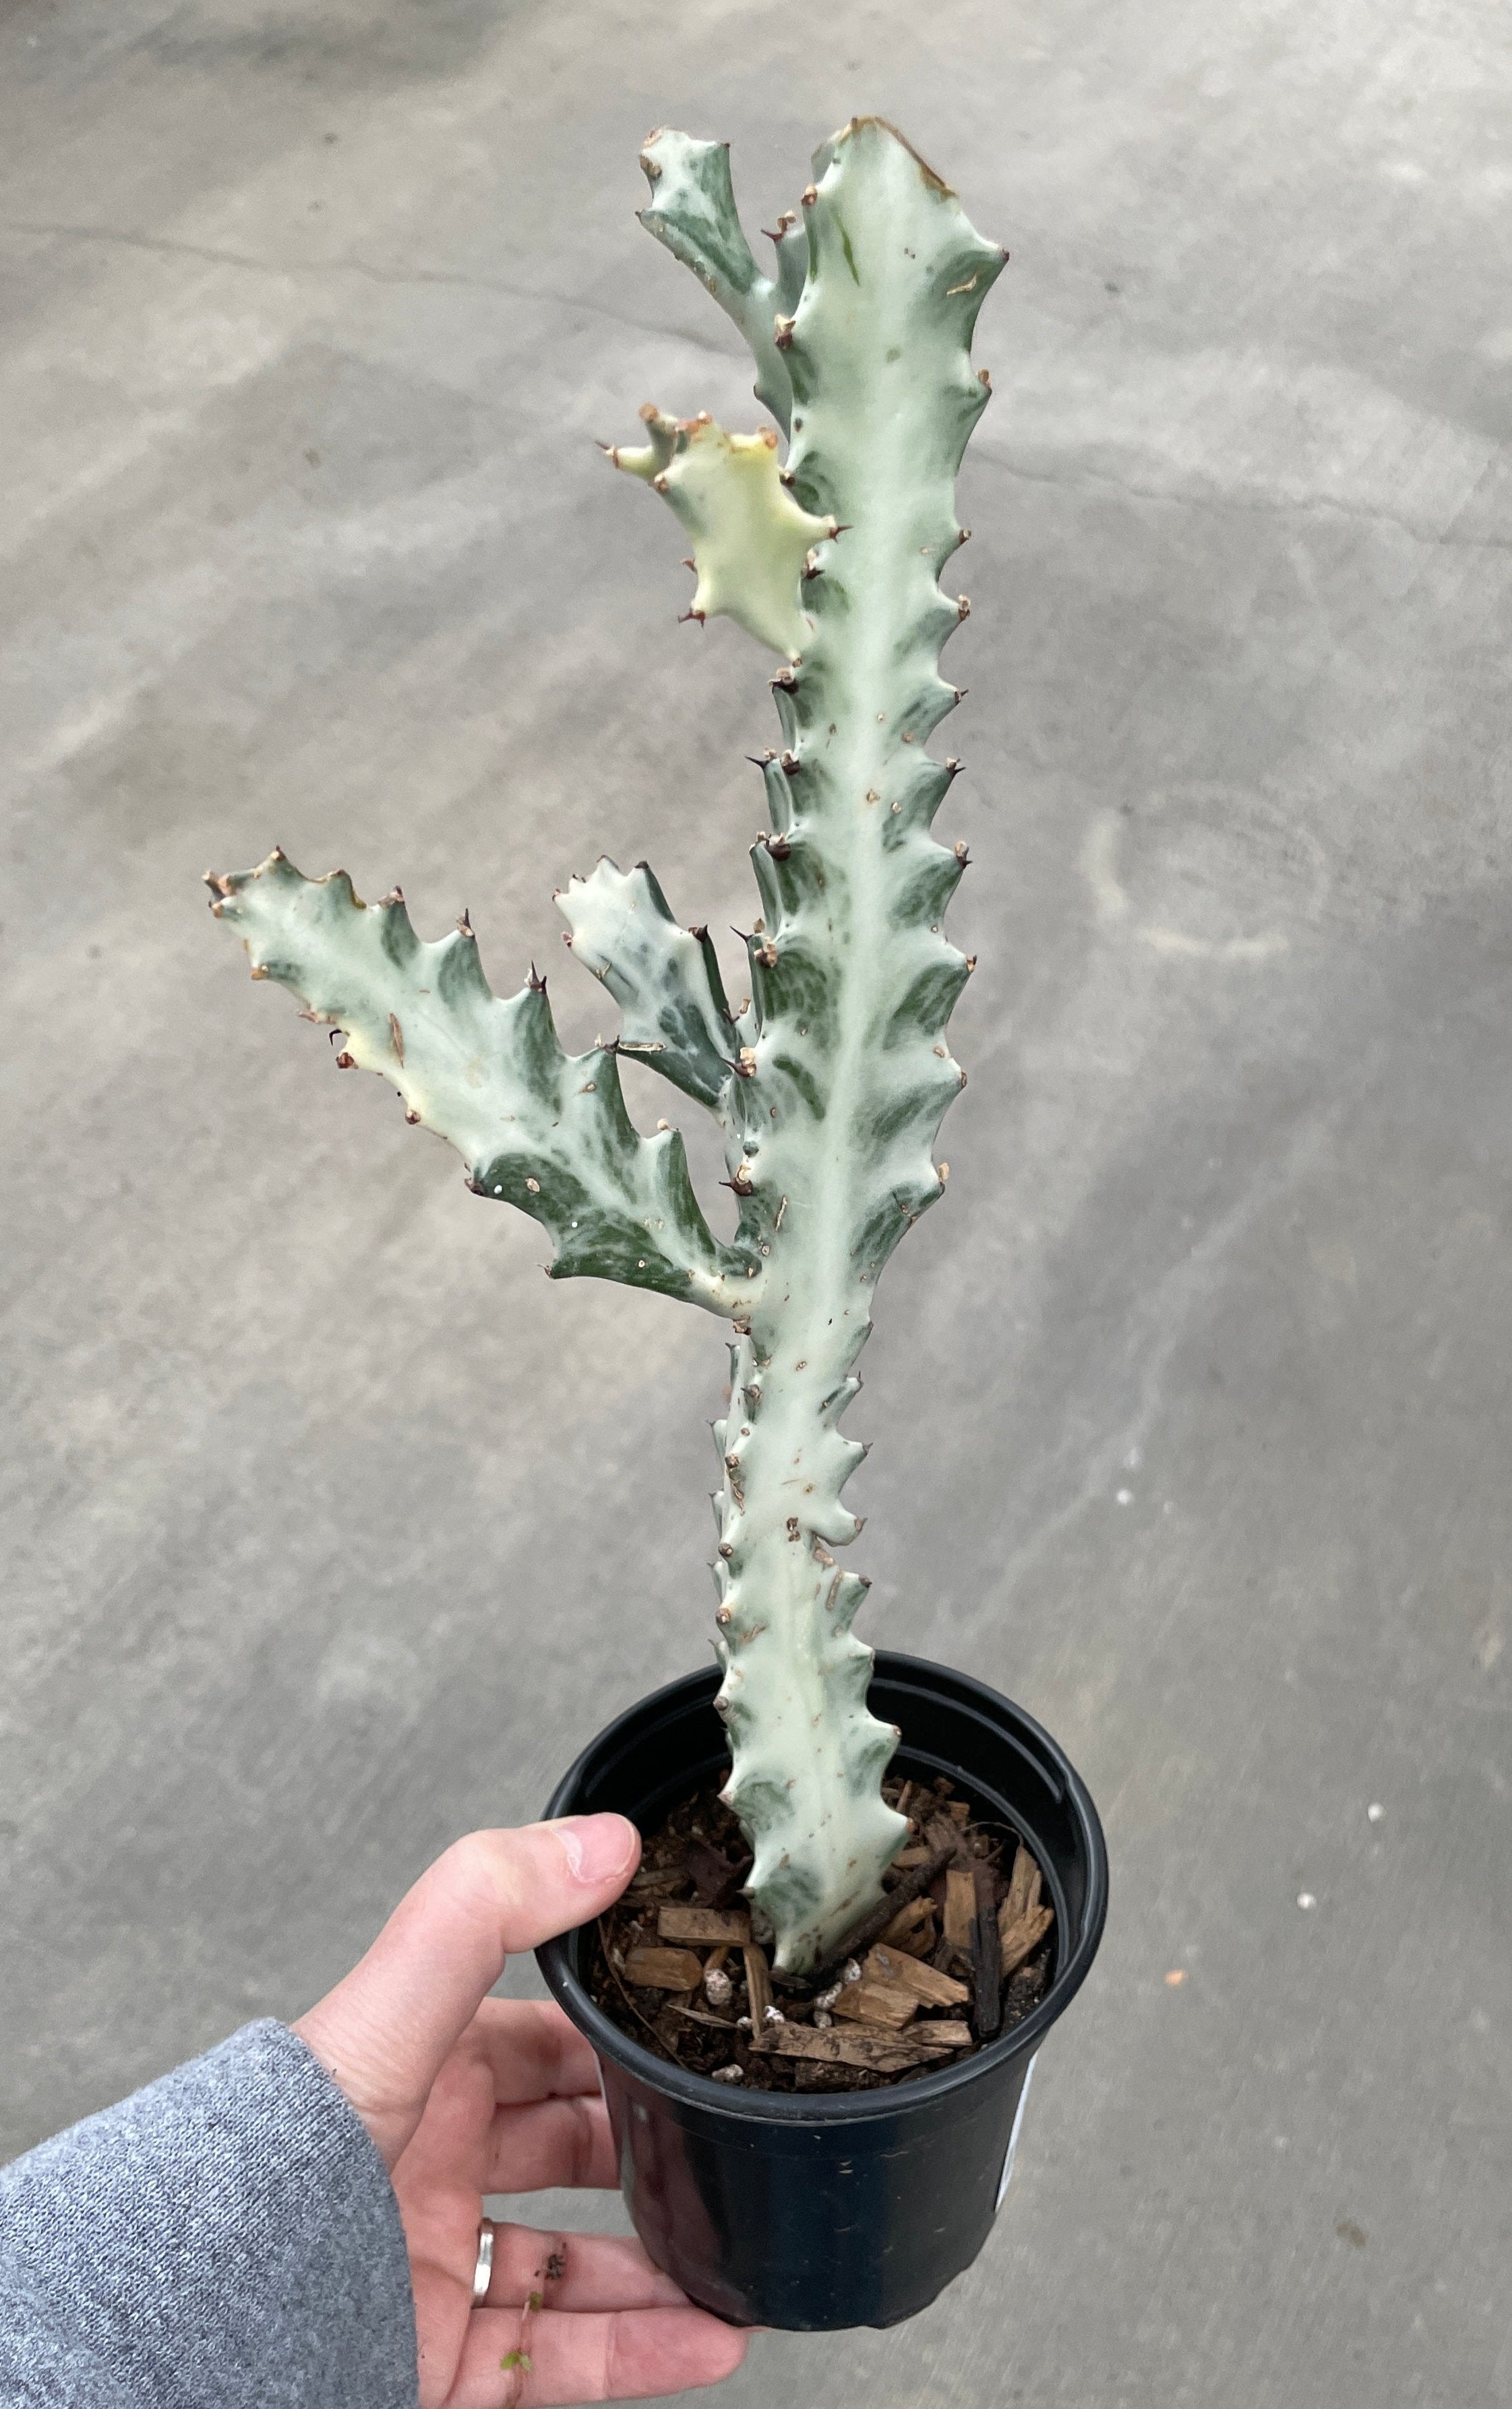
[995,2055,1037,2210]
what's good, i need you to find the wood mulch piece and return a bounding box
[586,1772,1055,2094]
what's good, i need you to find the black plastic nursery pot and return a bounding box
[537,1651,1108,2332]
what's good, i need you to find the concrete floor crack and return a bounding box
[972,442,1512,556]
[0,218,745,363]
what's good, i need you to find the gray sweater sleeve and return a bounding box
[0,2019,417,2408]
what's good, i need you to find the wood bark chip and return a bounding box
[923,1812,965,1857]
[999,1901,1054,1981]
[876,1893,934,1955]
[757,2021,971,2073]
[623,1945,705,1991]
[910,2019,973,2052]
[998,1842,1053,1980]
[943,1868,977,1951]
[742,1943,773,2027]
[758,2023,917,2072]
[833,1977,919,2029]
[597,1916,673,2050]
[624,1868,688,1901]
[1004,1841,1041,1922]
[971,1862,1002,2041]
[657,1905,752,1945]
[865,1944,968,2008]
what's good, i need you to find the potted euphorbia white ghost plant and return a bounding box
[208,117,1107,2332]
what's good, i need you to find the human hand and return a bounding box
[293,1818,749,2407]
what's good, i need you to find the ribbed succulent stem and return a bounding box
[665,119,1004,1967]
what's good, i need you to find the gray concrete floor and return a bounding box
[3,1,1511,2402]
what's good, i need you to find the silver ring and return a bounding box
[472,2218,495,2306]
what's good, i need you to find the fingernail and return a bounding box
[550,1814,640,1886]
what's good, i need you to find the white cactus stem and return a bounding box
[614,119,1002,1968]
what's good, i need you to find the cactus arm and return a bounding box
[205,851,758,1316]
[608,409,837,657]
[637,129,794,433]
[622,120,1004,1970]
[556,858,737,1108]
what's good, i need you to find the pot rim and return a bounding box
[537,1650,1109,2128]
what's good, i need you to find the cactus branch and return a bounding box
[206,852,757,1315]
[607,409,837,657]
[637,129,795,433]
[556,858,737,1108]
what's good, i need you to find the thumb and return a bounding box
[292,1815,639,2166]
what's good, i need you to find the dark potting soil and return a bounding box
[588,1771,1055,2094]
